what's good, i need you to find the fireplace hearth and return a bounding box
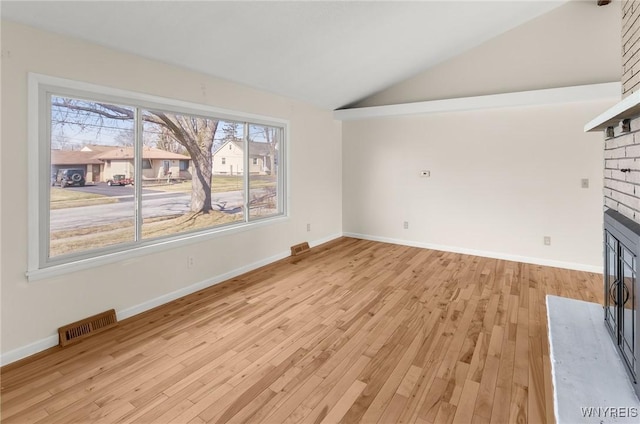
[604,209,640,400]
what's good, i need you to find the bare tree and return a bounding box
[248,125,279,176]
[114,129,134,147]
[144,112,218,213]
[221,121,242,142]
[149,125,187,154]
[52,98,218,214]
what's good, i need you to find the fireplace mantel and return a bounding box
[585,89,640,132]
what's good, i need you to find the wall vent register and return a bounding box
[58,309,118,347]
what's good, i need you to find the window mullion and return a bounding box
[278,127,284,215]
[134,108,143,241]
[41,91,53,266]
[243,122,250,223]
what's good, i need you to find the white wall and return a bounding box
[342,99,614,271]
[0,21,342,361]
[356,1,620,107]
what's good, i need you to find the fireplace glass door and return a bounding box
[621,245,637,377]
[605,231,619,337]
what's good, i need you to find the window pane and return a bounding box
[49,96,135,258]
[211,120,245,219]
[140,113,243,241]
[248,124,281,220]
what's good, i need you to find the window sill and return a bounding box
[26,214,289,282]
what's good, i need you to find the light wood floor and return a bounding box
[1,237,603,424]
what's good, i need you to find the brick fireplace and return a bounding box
[599,1,640,220]
[585,0,640,403]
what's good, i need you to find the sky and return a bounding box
[50,95,275,153]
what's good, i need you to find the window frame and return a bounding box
[27,73,289,281]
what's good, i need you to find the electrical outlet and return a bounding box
[544,236,551,246]
[403,221,409,229]
[306,223,311,232]
[420,170,430,177]
[187,256,195,268]
[581,178,589,189]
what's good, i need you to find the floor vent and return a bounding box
[58,309,118,347]
[291,242,310,257]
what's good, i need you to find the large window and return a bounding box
[28,74,287,279]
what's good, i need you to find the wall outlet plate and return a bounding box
[420,170,430,177]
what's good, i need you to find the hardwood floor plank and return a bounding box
[113,393,167,424]
[256,375,324,424]
[396,364,422,398]
[473,354,500,420]
[433,401,457,424]
[451,379,480,423]
[359,327,425,423]
[509,383,529,424]
[449,361,470,407]
[489,385,511,424]
[376,393,408,424]
[300,355,370,424]
[324,379,367,424]
[0,238,603,424]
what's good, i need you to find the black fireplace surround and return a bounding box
[604,209,640,400]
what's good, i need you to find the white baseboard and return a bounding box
[3,231,594,366]
[0,335,59,367]
[309,233,343,248]
[343,232,603,274]
[0,233,342,367]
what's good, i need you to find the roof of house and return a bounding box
[95,147,190,160]
[80,145,115,153]
[213,140,273,156]
[51,149,104,165]
[52,146,190,165]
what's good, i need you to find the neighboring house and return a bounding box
[212,140,273,175]
[50,145,113,183]
[51,145,191,183]
[94,147,192,181]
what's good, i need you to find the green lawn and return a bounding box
[147,175,276,193]
[50,211,240,257]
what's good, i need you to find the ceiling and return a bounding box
[1,1,568,110]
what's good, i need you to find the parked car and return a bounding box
[106,174,134,186]
[54,168,86,188]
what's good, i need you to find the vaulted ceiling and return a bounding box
[1,1,567,109]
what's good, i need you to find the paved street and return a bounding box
[50,190,245,231]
